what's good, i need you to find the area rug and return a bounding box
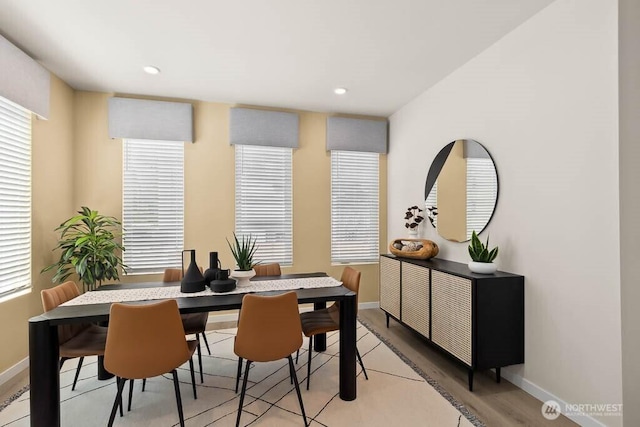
[0,321,483,426]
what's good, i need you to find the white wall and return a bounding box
[389,1,622,425]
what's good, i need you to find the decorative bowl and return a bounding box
[389,238,439,260]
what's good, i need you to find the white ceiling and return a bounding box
[0,0,554,117]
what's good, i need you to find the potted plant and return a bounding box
[405,205,424,236]
[468,230,498,274]
[226,233,258,286]
[42,206,126,291]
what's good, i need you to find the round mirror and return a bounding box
[424,139,498,242]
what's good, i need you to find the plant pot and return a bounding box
[230,268,256,287]
[468,261,497,274]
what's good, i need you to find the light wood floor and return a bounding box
[358,308,576,427]
[1,311,575,426]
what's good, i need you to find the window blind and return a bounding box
[331,151,379,263]
[235,145,292,266]
[123,139,184,274]
[0,96,31,298]
[466,157,498,240]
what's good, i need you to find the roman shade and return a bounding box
[230,108,298,148]
[108,97,193,142]
[0,35,50,119]
[326,117,388,153]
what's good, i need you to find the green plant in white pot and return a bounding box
[42,206,126,291]
[468,230,498,274]
[226,233,258,286]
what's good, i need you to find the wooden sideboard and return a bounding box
[379,254,524,391]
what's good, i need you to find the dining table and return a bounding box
[28,272,357,427]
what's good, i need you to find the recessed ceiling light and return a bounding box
[143,66,161,75]
[334,87,348,95]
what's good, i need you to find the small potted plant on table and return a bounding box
[227,233,258,286]
[468,230,498,274]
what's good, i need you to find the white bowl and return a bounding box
[468,261,497,274]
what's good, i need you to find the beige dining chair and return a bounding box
[253,263,282,276]
[234,292,308,427]
[41,281,108,391]
[104,299,198,427]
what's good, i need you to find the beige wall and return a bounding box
[437,140,466,242]
[72,93,387,303]
[0,75,75,372]
[0,87,387,374]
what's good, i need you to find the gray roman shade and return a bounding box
[108,97,193,142]
[0,35,50,119]
[230,107,299,148]
[326,116,388,153]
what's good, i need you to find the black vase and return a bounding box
[181,249,206,293]
[203,251,221,283]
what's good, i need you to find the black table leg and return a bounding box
[339,292,356,401]
[97,356,114,380]
[313,302,327,352]
[29,318,60,427]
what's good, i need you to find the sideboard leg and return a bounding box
[385,313,390,328]
[496,367,501,383]
[468,369,474,391]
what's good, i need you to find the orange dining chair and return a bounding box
[104,299,198,427]
[234,292,308,427]
[164,267,210,384]
[253,263,282,277]
[297,266,368,389]
[41,281,108,391]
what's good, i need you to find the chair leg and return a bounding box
[71,356,84,391]
[189,357,197,399]
[201,331,211,355]
[142,378,146,392]
[108,377,126,427]
[118,378,124,417]
[236,360,252,427]
[196,337,204,383]
[171,370,186,427]
[59,357,69,370]
[306,336,313,390]
[128,379,134,411]
[288,356,308,427]
[356,347,369,380]
[235,357,243,393]
[295,348,299,364]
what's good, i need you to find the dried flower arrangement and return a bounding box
[404,205,424,230]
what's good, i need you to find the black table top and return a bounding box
[30,273,354,325]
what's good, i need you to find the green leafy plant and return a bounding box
[41,207,125,291]
[468,230,498,263]
[226,233,259,271]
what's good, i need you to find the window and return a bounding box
[0,96,31,299]
[331,150,379,264]
[235,145,292,265]
[466,157,498,240]
[123,139,184,274]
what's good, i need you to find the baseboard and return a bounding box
[0,357,29,389]
[206,301,381,325]
[500,368,607,427]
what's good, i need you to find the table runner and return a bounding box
[61,276,342,306]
